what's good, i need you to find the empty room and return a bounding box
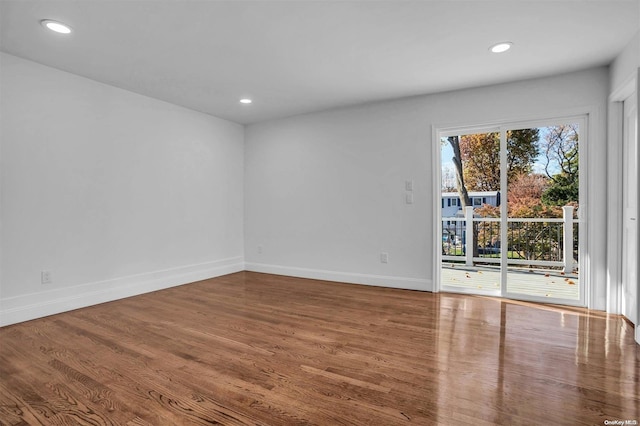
[1,1,639,425]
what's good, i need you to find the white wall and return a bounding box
[0,52,615,326]
[610,31,639,95]
[0,53,245,326]
[245,68,610,309]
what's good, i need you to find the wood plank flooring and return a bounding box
[0,271,638,425]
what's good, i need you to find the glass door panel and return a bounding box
[440,131,501,295]
[504,125,581,303]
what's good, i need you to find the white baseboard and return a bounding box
[0,257,244,327]
[1,259,432,327]
[245,262,432,292]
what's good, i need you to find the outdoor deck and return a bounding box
[441,263,580,300]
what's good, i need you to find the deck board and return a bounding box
[442,264,580,300]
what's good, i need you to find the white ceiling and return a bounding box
[1,1,638,124]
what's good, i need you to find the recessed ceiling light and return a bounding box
[240,98,252,104]
[40,19,72,34]
[490,42,512,53]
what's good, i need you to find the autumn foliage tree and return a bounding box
[459,132,500,191]
[475,173,566,260]
[475,173,561,218]
[508,173,564,218]
[458,129,540,192]
[445,130,541,257]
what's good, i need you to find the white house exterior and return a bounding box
[442,191,501,245]
[441,191,500,218]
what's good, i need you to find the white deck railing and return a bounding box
[442,206,578,273]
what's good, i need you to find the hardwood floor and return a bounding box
[0,271,638,425]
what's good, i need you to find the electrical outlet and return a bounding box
[41,270,52,284]
[258,245,263,254]
[380,252,389,263]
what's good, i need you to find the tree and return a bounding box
[441,165,456,192]
[506,129,541,184]
[508,173,562,218]
[443,126,579,265]
[459,129,540,192]
[474,173,562,218]
[540,125,579,206]
[446,130,540,258]
[459,132,500,191]
[445,135,476,256]
[446,136,471,208]
[475,173,564,261]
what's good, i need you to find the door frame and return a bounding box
[433,115,589,307]
[621,91,638,327]
[607,72,637,324]
[608,72,639,345]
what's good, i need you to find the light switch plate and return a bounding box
[406,193,414,204]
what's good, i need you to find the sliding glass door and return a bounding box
[439,118,584,306]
